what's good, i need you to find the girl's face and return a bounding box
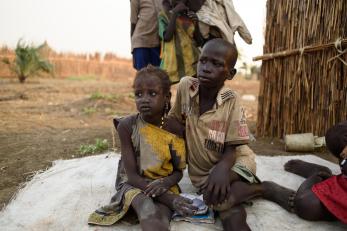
[133,74,168,122]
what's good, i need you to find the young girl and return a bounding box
[88,65,197,230]
[159,0,204,83]
[261,121,347,224]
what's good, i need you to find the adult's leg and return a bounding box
[131,193,172,231]
[132,48,151,70]
[149,47,161,67]
[219,205,251,231]
[284,159,332,178]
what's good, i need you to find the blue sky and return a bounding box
[0,0,266,64]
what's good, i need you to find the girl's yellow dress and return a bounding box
[88,114,186,226]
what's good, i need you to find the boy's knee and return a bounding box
[220,206,250,231]
[219,205,247,221]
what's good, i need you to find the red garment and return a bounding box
[312,175,347,223]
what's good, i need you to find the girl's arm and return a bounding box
[163,3,188,41]
[118,120,148,190]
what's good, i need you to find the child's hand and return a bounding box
[341,146,347,176]
[172,2,188,14]
[172,196,198,217]
[144,179,169,197]
[201,164,231,206]
[187,11,199,23]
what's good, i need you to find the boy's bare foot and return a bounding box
[284,159,332,178]
[262,181,296,212]
[225,181,263,207]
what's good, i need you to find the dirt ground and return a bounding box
[0,74,338,209]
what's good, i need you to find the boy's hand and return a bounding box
[144,179,169,197]
[172,196,198,217]
[202,163,231,206]
[172,2,188,14]
[187,11,199,23]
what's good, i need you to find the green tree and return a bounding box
[2,40,53,83]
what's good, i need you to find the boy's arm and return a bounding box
[202,144,241,206]
[130,0,139,37]
[131,24,136,37]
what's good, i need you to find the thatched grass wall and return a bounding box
[255,0,347,137]
[0,46,134,79]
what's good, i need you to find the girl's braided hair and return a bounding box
[134,65,171,94]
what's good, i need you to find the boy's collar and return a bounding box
[189,78,235,105]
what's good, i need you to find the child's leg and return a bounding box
[131,193,172,231]
[219,205,251,231]
[293,174,336,221]
[262,175,336,221]
[284,159,332,178]
[222,180,263,208]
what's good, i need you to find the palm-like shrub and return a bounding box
[2,40,53,83]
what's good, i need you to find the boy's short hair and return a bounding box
[134,65,171,94]
[205,38,238,68]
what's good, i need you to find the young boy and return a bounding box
[130,0,162,70]
[169,38,261,230]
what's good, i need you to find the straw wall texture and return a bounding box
[256,0,347,137]
[0,46,134,79]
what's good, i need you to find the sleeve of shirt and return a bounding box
[225,95,250,145]
[130,0,139,24]
[168,79,184,124]
[158,11,168,39]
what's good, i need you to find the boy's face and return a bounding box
[197,43,236,89]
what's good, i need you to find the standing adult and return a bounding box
[130,0,163,70]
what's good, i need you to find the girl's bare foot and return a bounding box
[284,159,332,178]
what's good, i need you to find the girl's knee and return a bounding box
[135,196,157,220]
[134,196,170,229]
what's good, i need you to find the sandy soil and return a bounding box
[0,75,337,208]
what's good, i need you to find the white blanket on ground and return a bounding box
[0,153,346,231]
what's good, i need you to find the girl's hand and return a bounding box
[187,11,199,23]
[172,196,198,217]
[144,179,169,197]
[172,2,188,14]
